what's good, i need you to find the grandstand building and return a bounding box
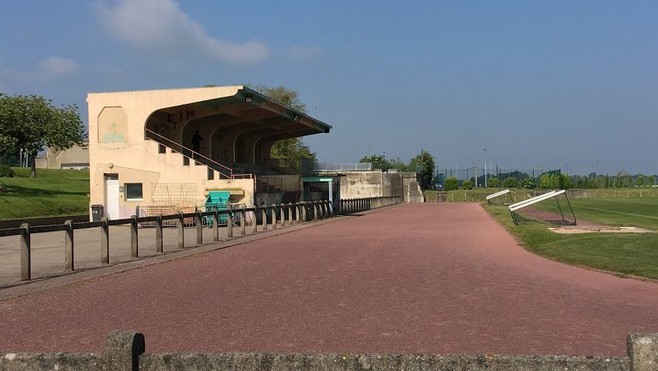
[87,85,422,220]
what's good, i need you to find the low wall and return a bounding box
[2,331,657,371]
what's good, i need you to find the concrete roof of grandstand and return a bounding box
[147,85,332,141]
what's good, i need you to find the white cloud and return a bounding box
[96,0,270,64]
[286,46,322,60]
[38,56,80,79]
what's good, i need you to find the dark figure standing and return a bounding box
[191,130,203,159]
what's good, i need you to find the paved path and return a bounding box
[0,203,656,356]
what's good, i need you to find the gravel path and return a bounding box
[0,203,656,356]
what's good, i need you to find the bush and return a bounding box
[444,176,459,191]
[503,177,518,188]
[462,180,473,189]
[487,177,500,188]
[0,164,15,177]
[522,177,536,189]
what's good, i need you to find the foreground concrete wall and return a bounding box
[2,331,657,371]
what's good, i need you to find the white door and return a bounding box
[104,174,120,219]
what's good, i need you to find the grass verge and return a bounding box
[485,202,658,280]
[0,168,89,219]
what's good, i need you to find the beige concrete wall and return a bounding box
[383,172,403,197]
[36,144,89,169]
[87,87,254,219]
[339,171,384,199]
[338,171,418,201]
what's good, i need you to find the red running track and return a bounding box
[0,203,656,355]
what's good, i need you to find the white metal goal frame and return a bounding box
[508,190,576,226]
[486,189,514,205]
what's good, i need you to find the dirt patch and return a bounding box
[548,225,654,234]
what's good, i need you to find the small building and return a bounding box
[87,86,331,220]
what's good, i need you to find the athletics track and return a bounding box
[0,203,656,356]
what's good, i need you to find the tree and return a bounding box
[0,94,85,177]
[444,176,459,191]
[503,177,518,188]
[249,85,316,172]
[359,154,393,171]
[409,150,435,189]
[522,177,536,189]
[487,177,500,188]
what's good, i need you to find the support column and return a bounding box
[131,215,139,258]
[65,220,74,271]
[101,217,110,263]
[20,223,31,280]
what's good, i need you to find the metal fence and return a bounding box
[0,196,403,283]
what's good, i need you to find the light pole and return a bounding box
[483,149,486,188]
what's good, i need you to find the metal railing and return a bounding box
[0,201,334,282]
[338,195,402,214]
[0,196,403,283]
[144,128,252,179]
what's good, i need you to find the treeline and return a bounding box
[442,170,657,191]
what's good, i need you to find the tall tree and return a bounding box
[0,94,85,177]
[249,85,316,172]
[359,154,393,171]
[409,150,435,189]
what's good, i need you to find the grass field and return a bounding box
[0,168,89,219]
[485,196,658,280]
[570,197,658,231]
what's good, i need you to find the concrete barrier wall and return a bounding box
[383,172,403,197]
[2,331,657,371]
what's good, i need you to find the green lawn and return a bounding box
[0,168,89,219]
[570,197,658,230]
[485,197,658,280]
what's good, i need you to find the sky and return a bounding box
[1,1,657,176]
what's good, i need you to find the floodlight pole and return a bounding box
[484,148,487,188]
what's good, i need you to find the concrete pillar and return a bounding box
[65,220,74,271]
[20,223,30,281]
[271,204,277,230]
[240,206,246,236]
[177,212,185,249]
[280,203,286,227]
[130,215,139,258]
[252,207,258,233]
[212,211,220,241]
[328,180,333,208]
[227,205,234,238]
[103,331,145,371]
[155,215,163,253]
[101,217,110,263]
[195,211,203,245]
[628,333,658,371]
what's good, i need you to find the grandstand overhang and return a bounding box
[143,86,330,140]
[138,85,331,168]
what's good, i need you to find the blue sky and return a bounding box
[1,1,657,175]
